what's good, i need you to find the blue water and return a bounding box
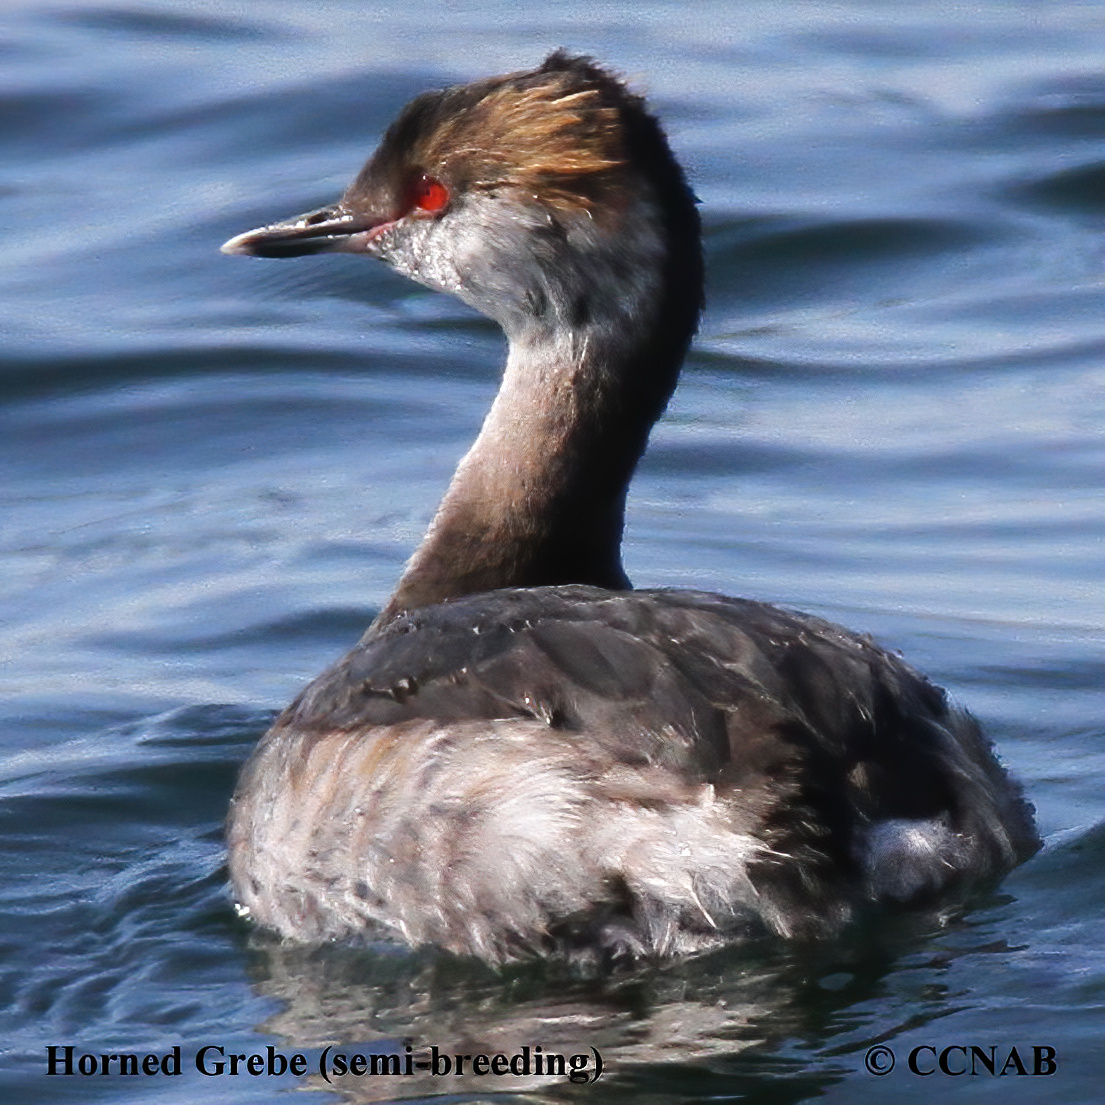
[2,1,1104,1101]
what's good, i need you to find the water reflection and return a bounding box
[242,910,982,1102]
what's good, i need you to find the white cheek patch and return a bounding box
[374,190,669,343]
[861,817,968,901]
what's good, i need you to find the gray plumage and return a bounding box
[223,53,1037,965]
[229,588,1036,963]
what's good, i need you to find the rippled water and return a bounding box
[3,1,1104,1101]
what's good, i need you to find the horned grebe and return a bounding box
[222,52,1037,964]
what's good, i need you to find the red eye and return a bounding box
[413,174,449,213]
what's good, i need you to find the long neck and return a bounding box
[376,331,655,624]
[375,173,702,626]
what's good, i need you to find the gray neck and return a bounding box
[376,329,641,624]
[374,183,702,626]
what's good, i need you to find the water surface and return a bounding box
[2,1,1104,1101]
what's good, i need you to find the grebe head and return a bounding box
[222,52,702,349]
[223,53,703,610]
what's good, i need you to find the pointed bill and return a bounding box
[221,204,388,258]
